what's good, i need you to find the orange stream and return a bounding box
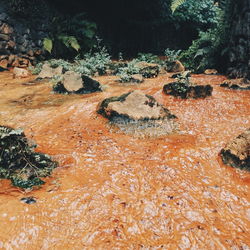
[0,71,249,249]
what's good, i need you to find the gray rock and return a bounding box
[38,63,63,78]
[53,71,102,94]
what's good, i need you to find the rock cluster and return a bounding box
[0,1,51,68]
[163,82,213,99]
[221,129,250,170]
[134,62,160,78]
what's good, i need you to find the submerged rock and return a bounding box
[165,60,185,73]
[221,129,250,170]
[97,90,177,137]
[38,63,63,79]
[0,126,57,189]
[53,71,102,94]
[134,62,160,78]
[163,82,213,99]
[220,78,250,90]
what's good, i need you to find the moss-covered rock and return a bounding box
[97,91,178,137]
[163,82,213,99]
[221,129,250,170]
[134,62,160,78]
[0,126,57,189]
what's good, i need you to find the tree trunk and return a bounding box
[227,0,250,79]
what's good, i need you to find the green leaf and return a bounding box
[43,38,53,53]
[171,0,187,13]
[58,35,81,52]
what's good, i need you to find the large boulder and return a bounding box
[97,91,178,136]
[53,71,102,94]
[221,129,250,170]
[38,63,63,79]
[134,61,160,78]
[165,60,185,73]
[163,82,213,99]
[220,78,250,90]
[98,90,174,120]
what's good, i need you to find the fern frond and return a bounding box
[171,0,187,13]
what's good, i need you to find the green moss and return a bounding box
[0,126,57,189]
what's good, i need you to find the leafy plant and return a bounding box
[136,53,160,64]
[164,48,182,62]
[73,44,111,76]
[171,0,187,12]
[43,13,97,58]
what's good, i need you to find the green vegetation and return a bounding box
[43,13,97,58]
[0,126,57,189]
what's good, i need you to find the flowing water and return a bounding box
[0,71,249,249]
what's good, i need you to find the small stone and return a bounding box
[38,63,63,79]
[204,69,218,75]
[13,67,30,78]
[20,197,37,204]
[0,34,9,41]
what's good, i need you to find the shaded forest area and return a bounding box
[1,0,249,77]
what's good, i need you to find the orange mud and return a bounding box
[0,71,250,249]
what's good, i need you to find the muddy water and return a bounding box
[0,71,249,249]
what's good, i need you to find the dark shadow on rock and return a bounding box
[221,129,250,170]
[163,82,213,99]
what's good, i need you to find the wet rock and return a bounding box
[97,90,177,136]
[221,129,250,170]
[220,78,250,90]
[13,67,29,78]
[163,82,213,99]
[98,90,175,121]
[204,69,218,75]
[53,71,102,94]
[38,63,63,79]
[20,197,37,204]
[0,126,57,189]
[165,60,185,73]
[134,61,160,78]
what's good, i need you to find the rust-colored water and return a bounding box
[0,71,250,249]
